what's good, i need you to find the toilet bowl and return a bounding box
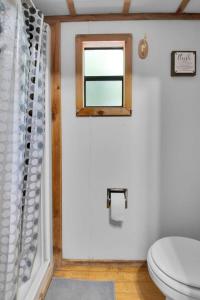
[147,236,200,300]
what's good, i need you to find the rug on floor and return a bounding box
[45,278,115,300]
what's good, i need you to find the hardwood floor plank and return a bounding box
[53,264,165,300]
[54,271,140,281]
[117,293,164,300]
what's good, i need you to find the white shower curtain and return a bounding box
[0,1,46,299]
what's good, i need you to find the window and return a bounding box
[76,34,132,116]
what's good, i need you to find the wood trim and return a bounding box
[49,21,62,267]
[76,34,132,117]
[34,262,54,300]
[45,12,200,23]
[77,107,131,117]
[123,0,131,14]
[59,259,146,268]
[176,0,191,14]
[75,34,83,116]
[125,33,132,113]
[66,0,76,16]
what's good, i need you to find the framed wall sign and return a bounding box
[171,51,196,77]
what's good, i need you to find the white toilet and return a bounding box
[147,236,200,300]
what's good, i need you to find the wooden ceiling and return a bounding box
[44,0,200,23]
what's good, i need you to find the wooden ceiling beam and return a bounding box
[66,0,76,16]
[45,13,200,23]
[176,0,191,14]
[123,0,131,14]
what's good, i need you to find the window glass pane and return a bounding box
[84,49,124,76]
[85,80,123,107]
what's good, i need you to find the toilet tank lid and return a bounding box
[150,236,200,288]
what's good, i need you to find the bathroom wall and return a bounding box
[61,21,200,260]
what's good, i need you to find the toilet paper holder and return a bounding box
[107,188,128,209]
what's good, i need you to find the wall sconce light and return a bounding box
[138,34,149,59]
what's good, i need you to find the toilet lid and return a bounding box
[151,236,200,288]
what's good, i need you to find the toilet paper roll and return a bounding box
[111,193,125,222]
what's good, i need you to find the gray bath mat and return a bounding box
[45,278,115,300]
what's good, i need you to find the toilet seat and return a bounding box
[148,237,200,299]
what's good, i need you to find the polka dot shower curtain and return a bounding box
[0,1,47,299]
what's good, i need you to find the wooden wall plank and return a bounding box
[49,21,62,268]
[176,0,191,14]
[66,0,76,16]
[45,12,200,23]
[123,0,131,14]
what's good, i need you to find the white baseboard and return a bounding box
[26,260,53,300]
[33,261,54,300]
[17,260,53,300]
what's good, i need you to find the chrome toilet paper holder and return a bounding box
[107,188,128,209]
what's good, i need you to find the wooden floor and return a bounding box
[54,263,165,300]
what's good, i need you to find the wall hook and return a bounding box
[138,33,149,59]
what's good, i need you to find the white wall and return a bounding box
[61,21,200,260]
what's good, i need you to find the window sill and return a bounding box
[76,106,132,117]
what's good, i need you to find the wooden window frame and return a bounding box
[76,34,132,116]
